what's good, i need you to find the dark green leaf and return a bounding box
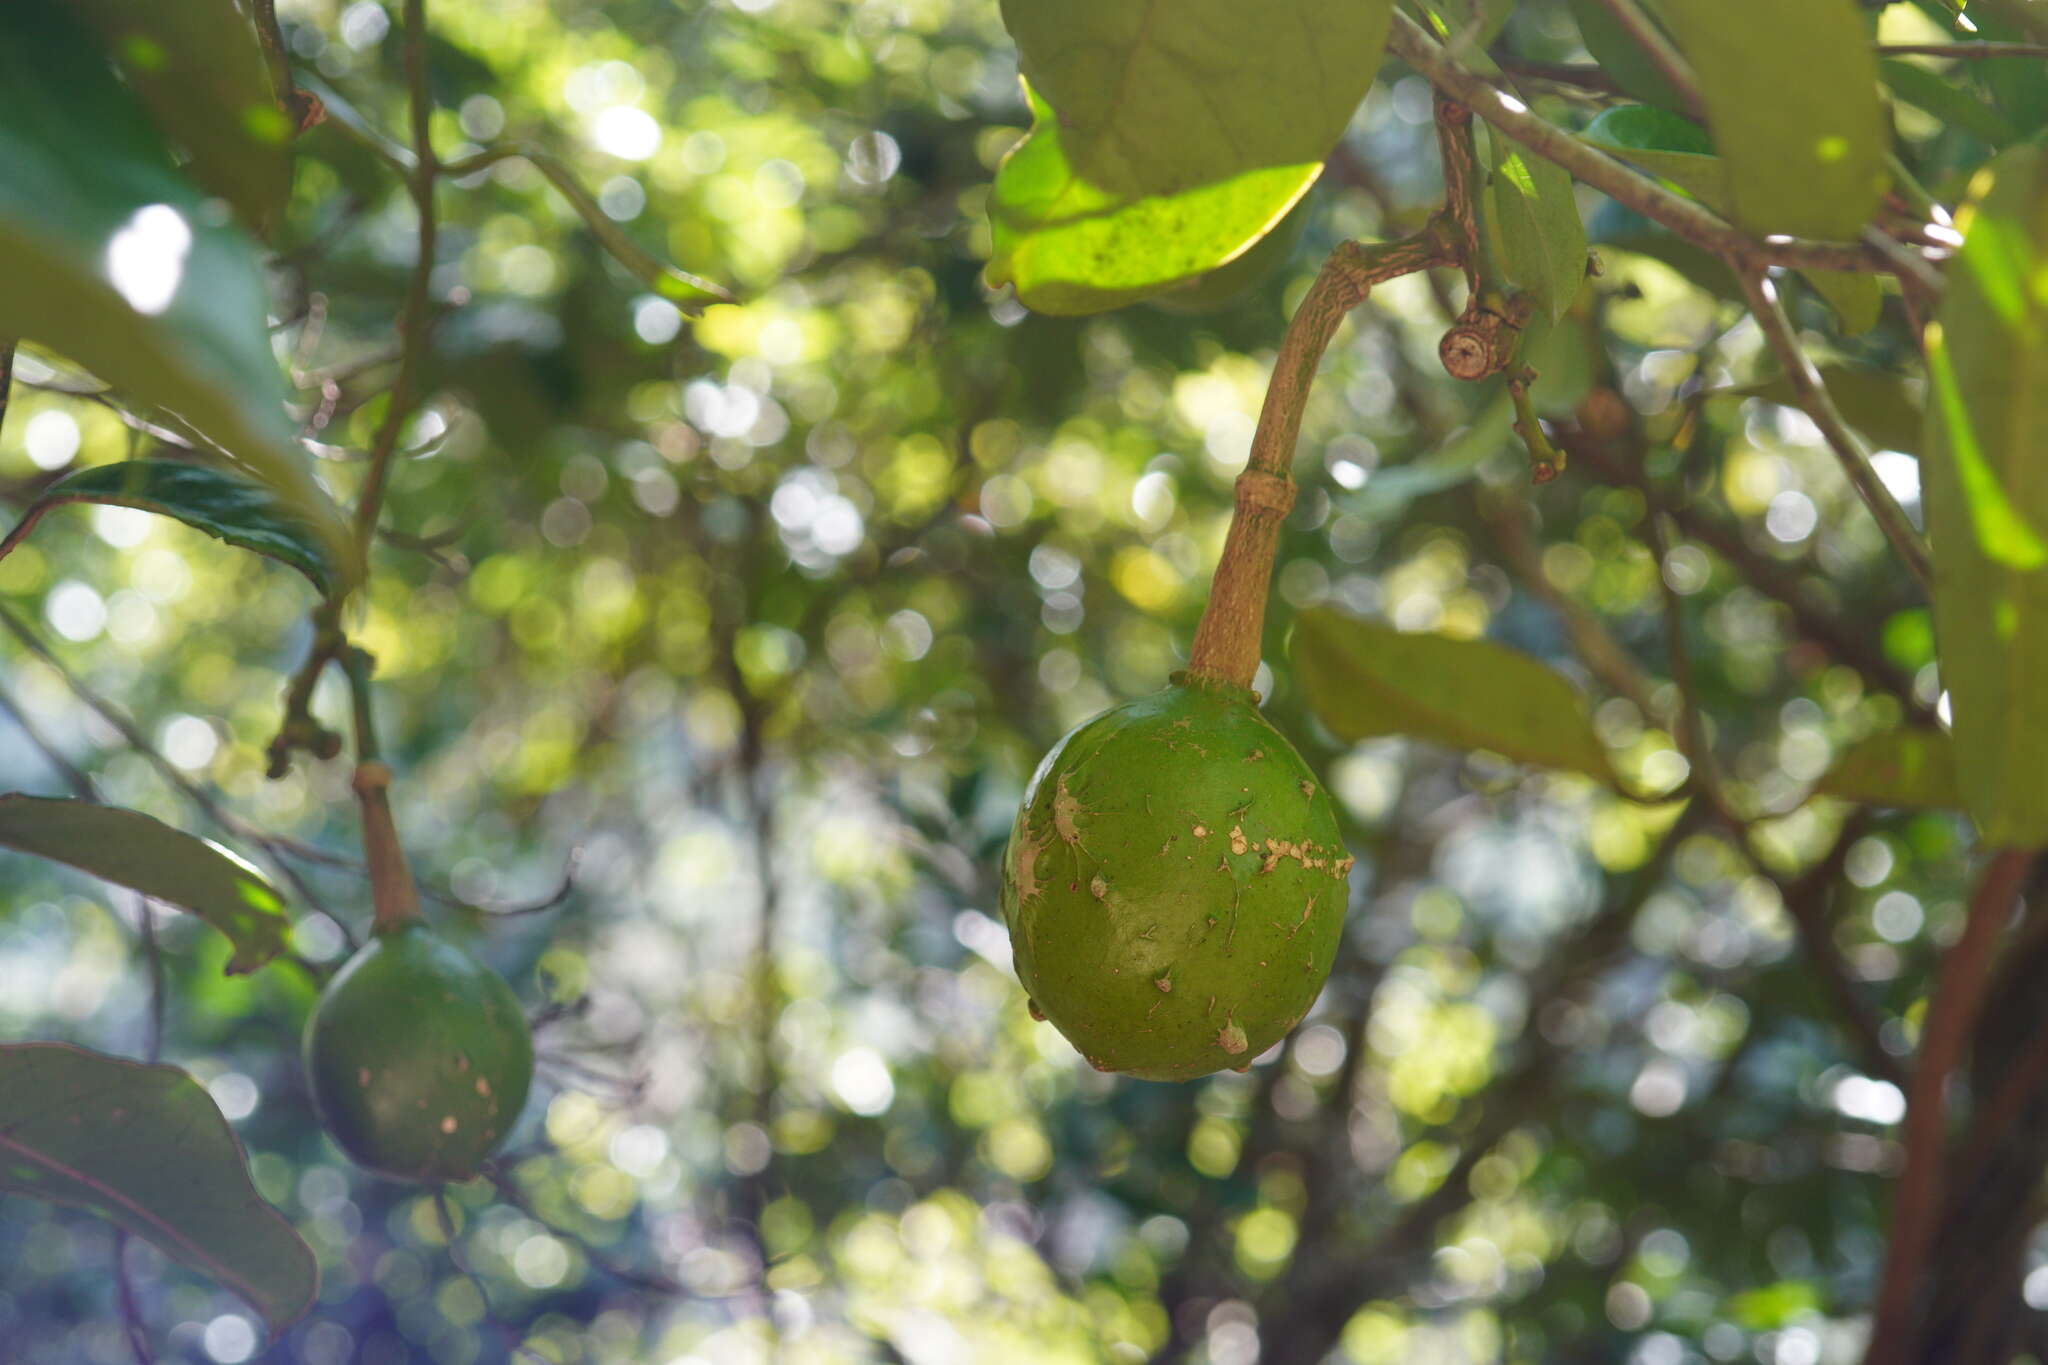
[1569,0,1692,112]
[1482,139,1588,322]
[0,795,290,973]
[71,0,292,234]
[5,461,335,593]
[1813,729,1960,809]
[1879,59,2018,148]
[1922,142,2048,844]
[1580,105,1727,206]
[1650,0,1888,239]
[0,1043,317,1332]
[0,3,351,575]
[989,0,1394,313]
[1290,608,1619,785]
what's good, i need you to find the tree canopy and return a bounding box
[1,0,2046,1362]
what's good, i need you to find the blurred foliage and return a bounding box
[0,0,2019,1363]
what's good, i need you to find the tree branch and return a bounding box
[1735,269,1934,592]
[1386,13,1909,277]
[1865,848,2035,1365]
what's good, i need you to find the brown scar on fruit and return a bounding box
[1191,822,1209,839]
[1028,999,1046,1021]
[1217,1018,1249,1055]
[1286,897,1316,938]
[1154,975,1172,992]
[1229,825,1249,855]
[1052,775,1086,845]
[1012,828,1045,903]
[1300,780,1317,798]
[1089,873,1109,900]
[1246,748,1265,762]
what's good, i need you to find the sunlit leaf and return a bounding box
[3,461,336,593]
[988,0,1394,313]
[0,1043,317,1333]
[1482,140,1588,323]
[71,0,292,234]
[1813,729,1960,810]
[0,2,351,576]
[0,795,290,974]
[1290,608,1619,785]
[1922,142,2048,844]
[1649,0,1888,240]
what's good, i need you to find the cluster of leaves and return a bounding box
[0,0,2046,1363]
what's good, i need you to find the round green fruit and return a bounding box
[999,677,1351,1080]
[303,922,534,1183]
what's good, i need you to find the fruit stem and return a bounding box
[343,646,422,933]
[1185,244,1383,690]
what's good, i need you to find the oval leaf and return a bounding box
[1290,608,1619,785]
[1580,105,1727,206]
[0,1043,317,1333]
[0,3,351,576]
[2,461,336,593]
[0,795,290,973]
[1879,59,2017,149]
[1649,0,1888,240]
[71,0,292,235]
[989,0,1394,313]
[1812,728,1959,810]
[1569,0,1692,112]
[1482,140,1588,323]
[1922,142,2048,845]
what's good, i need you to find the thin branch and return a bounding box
[1877,41,2048,60]
[0,603,344,955]
[485,1164,690,1297]
[1589,0,1704,117]
[1386,13,1907,277]
[1865,848,2035,1365]
[352,0,440,557]
[1640,495,1741,826]
[1735,269,1934,592]
[0,340,15,449]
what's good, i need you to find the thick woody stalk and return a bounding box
[345,649,422,934]
[1185,243,1386,689]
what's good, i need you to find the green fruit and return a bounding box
[999,677,1350,1081]
[303,922,533,1183]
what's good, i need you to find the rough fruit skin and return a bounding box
[1000,678,1351,1080]
[303,923,533,1183]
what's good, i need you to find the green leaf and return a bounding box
[1922,142,2048,845]
[1649,0,1888,240]
[1802,270,1883,336]
[988,0,1394,314]
[4,461,336,593]
[1290,608,1619,785]
[1482,140,1588,322]
[1580,105,1727,206]
[0,795,290,973]
[1812,729,1960,810]
[1879,59,2018,148]
[70,0,292,234]
[0,3,351,579]
[1569,0,1691,112]
[0,1043,317,1333]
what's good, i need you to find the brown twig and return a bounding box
[1386,13,1914,278]
[1864,848,2035,1365]
[1734,269,1934,592]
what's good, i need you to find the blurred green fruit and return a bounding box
[303,922,533,1183]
